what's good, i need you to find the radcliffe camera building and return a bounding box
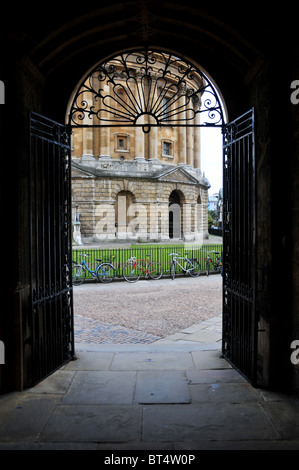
[70,51,212,244]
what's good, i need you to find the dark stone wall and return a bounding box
[0,55,46,391]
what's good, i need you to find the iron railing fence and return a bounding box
[72,244,223,280]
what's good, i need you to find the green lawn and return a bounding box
[72,243,223,279]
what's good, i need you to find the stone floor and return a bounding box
[1,274,299,452]
[1,315,299,451]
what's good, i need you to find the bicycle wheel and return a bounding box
[123,263,141,282]
[187,260,201,277]
[170,260,176,280]
[96,262,115,283]
[72,264,86,285]
[148,261,163,280]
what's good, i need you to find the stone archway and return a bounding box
[2,1,296,397]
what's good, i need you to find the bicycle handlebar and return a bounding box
[168,252,190,257]
[200,249,219,255]
[127,255,152,262]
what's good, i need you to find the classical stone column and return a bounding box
[90,75,101,158]
[99,84,111,158]
[149,202,169,240]
[186,102,194,166]
[93,125,101,158]
[149,116,158,160]
[178,92,186,164]
[72,128,83,157]
[135,115,145,159]
[193,112,201,169]
[82,91,94,157]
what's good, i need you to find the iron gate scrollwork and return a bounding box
[28,112,74,387]
[222,108,257,384]
[68,49,224,130]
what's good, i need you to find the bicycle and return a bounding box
[72,253,116,285]
[201,249,222,276]
[122,254,163,283]
[168,252,201,280]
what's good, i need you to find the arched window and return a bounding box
[115,190,135,239]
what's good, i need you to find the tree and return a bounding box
[208,210,217,228]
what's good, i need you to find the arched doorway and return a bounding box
[168,190,183,239]
[4,0,297,399]
[66,49,256,384]
[27,47,256,389]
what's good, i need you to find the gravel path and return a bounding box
[73,274,222,340]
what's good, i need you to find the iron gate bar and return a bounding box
[29,112,74,387]
[222,108,256,385]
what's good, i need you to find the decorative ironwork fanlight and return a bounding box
[68,49,224,131]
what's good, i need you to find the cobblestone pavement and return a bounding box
[74,274,222,344]
[74,315,162,344]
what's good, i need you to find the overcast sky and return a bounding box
[200,127,223,196]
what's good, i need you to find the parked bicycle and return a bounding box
[201,249,222,276]
[122,254,163,283]
[168,252,201,280]
[72,253,116,285]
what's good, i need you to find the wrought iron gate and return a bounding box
[222,109,257,384]
[28,112,74,387]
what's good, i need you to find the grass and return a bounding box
[72,243,223,280]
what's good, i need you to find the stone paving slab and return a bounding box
[262,400,299,440]
[62,370,137,405]
[186,368,247,384]
[191,349,231,369]
[40,405,142,443]
[142,403,281,442]
[27,370,76,394]
[134,371,190,404]
[182,330,221,343]
[66,351,114,370]
[155,316,222,345]
[181,316,222,334]
[189,382,261,404]
[0,393,61,443]
[110,351,195,370]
